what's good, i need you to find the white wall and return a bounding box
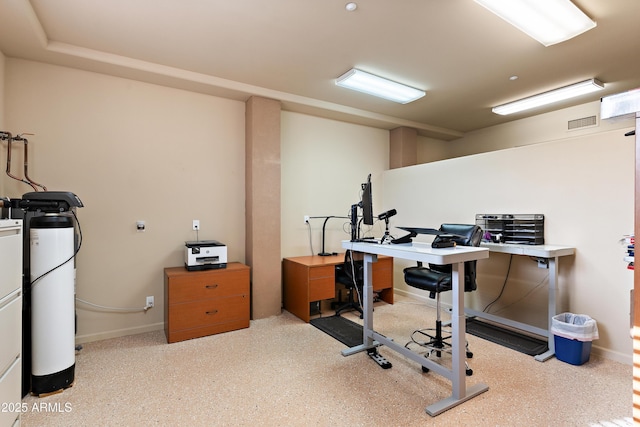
[3,59,246,342]
[384,122,635,363]
[281,112,390,258]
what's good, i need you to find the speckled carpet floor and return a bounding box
[20,295,631,426]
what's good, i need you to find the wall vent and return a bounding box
[568,115,598,130]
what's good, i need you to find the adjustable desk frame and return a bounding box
[471,243,576,362]
[341,240,489,417]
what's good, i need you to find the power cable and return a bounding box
[30,209,83,288]
[482,254,513,313]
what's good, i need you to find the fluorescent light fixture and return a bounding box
[335,68,425,104]
[601,88,640,120]
[474,0,596,46]
[492,78,604,115]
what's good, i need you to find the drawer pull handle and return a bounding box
[205,284,218,289]
[206,310,219,316]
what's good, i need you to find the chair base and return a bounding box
[335,300,363,318]
[335,289,379,318]
[405,323,474,376]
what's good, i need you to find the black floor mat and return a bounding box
[310,315,363,347]
[466,318,548,356]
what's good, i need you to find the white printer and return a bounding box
[185,240,227,271]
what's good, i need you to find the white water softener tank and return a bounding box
[30,215,75,396]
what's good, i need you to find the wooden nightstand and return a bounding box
[164,263,250,343]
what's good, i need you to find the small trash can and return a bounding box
[551,313,599,366]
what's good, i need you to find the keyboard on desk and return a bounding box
[351,237,377,243]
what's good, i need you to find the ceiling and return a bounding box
[0,0,639,140]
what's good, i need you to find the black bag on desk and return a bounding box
[432,235,456,248]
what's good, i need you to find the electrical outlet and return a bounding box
[146,296,154,308]
[192,220,200,230]
[304,215,310,224]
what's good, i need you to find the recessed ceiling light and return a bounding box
[345,2,357,12]
[509,75,519,81]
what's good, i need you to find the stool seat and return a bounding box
[403,266,451,297]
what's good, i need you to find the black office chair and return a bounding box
[334,250,364,318]
[403,223,482,376]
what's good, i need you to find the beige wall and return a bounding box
[0,50,5,199]
[417,135,450,163]
[1,59,391,342]
[386,113,635,364]
[419,101,633,161]
[281,112,390,258]
[0,51,4,130]
[3,59,246,342]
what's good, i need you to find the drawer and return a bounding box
[309,277,334,302]
[373,257,393,291]
[372,266,392,290]
[168,294,249,331]
[0,222,22,300]
[0,291,21,375]
[167,320,250,343]
[309,265,334,280]
[167,269,249,304]
[0,356,21,427]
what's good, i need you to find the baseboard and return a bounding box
[590,345,631,365]
[75,322,165,345]
[394,288,437,308]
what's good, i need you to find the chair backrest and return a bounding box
[335,250,364,288]
[430,224,482,292]
[436,223,483,247]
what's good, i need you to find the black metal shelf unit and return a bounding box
[476,214,544,245]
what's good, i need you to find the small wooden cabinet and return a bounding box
[164,263,250,343]
[283,254,393,322]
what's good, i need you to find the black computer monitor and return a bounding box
[350,174,374,241]
[361,174,373,226]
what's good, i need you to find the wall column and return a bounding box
[245,96,282,319]
[389,126,418,169]
[634,112,640,424]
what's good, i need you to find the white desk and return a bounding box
[475,242,576,362]
[341,239,489,417]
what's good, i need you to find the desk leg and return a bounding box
[534,256,558,362]
[362,253,375,347]
[451,261,465,398]
[426,261,488,416]
[342,253,488,415]
[341,253,378,356]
